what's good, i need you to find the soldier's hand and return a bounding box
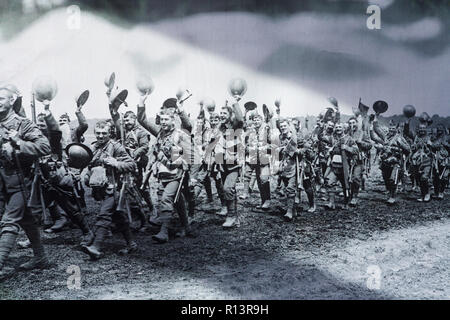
[103,157,118,168]
[43,100,50,110]
[139,92,149,106]
[231,95,241,104]
[2,142,14,159]
[3,129,20,148]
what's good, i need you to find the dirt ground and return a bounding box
[0,171,449,300]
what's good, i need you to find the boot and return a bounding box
[45,206,69,233]
[307,203,316,213]
[222,216,239,228]
[326,192,336,210]
[73,214,94,247]
[261,199,272,210]
[307,192,316,213]
[118,226,138,254]
[152,223,169,244]
[222,200,239,228]
[387,188,396,204]
[0,232,18,270]
[82,227,108,260]
[118,241,137,255]
[216,205,228,216]
[19,225,50,271]
[283,207,295,221]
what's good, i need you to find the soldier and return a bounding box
[81,120,137,259]
[214,97,244,228]
[406,120,434,202]
[296,137,317,213]
[275,118,298,220]
[241,109,274,209]
[33,104,94,245]
[137,94,192,242]
[430,124,449,199]
[109,101,152,230]
[375,118,410,204]
[0,86,52,277]
[347,116,372,206]
[191,104,226,213]
[323,123,358,209]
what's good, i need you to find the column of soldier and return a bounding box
[0,74,448,277]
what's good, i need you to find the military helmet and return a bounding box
[328,97,338,108]
[32,75,58,102]
[403,105,416,119]
[373,100,388,114]
[65,143,93,169]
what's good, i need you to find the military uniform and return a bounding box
[191,114,225,209]
[82,139,137,258]
[348,126,372,204]
[323,132,358,208]
[0,111,51,273]
[242,118,273,208]
[430,131,450,198]
[214,104,244,228]
[276,129,298,220]
[137,101,192,241]
[377,129,410,204]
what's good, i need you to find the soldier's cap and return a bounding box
[109,88,128,106]
[244,101,257,111]
[348,116,357,122]
[328,97,338,107]
[161,98,177,110]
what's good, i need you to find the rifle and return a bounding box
[174,170,187,204]
[116,112,132,223]
[340,135,350,198]
[28,93,51,225]
[296,153,305,191]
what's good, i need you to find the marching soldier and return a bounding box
[214,97,244,228]
[191,103,226,213]
[347,116,372,206]
[405,119,433,202]
[109,101,152,230]
[323,123,358,209]
[241,106,274,209]
[430,124,449,199]
[82,120,137,259]
[33,104,94,245]
[374,117,410,204]
[275,118,298,220]
[137,94,192,242]
[296,138,317,213]
[0,86,52,277]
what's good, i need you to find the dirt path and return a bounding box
[0,177,449,299]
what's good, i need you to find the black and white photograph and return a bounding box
[0,0,449,304]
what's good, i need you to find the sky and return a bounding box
[0,0,448,119]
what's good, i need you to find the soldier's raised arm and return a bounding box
[230,96,244,129]
[137,94,160,137]
[74,109,88,142]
